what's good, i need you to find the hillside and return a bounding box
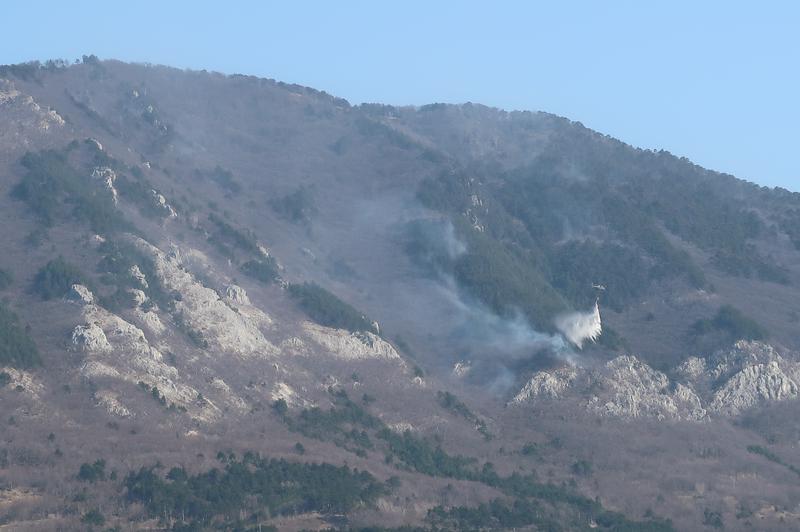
[1,57,800,530]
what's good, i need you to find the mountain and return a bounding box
[1,57,800,530]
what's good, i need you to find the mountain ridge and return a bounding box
[1,57,800,530]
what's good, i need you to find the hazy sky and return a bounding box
[3,1,798,190]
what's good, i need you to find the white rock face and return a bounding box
[302,322,401,361]
[151,190,178,218]
[66,284,94,304]
[594,356,698,420]
[673,383,708,421]
[708,340,783,382]
[225,284,250,305]
[512,341,800,421]
[129,289,148,307]
[271,382,307,408]
[68,286,208,418]
[0,368,45,398]
[511,366,577,403]
[72,323,112,352]
[129,265,148,288]
[710,361,798,416]
[0,80,64,144]
[388,422,416,433]
[132,238,277,358]
[452,361,472,378]
[134,307,166,336]
[676,357,707,381]
[95,390,132,417]
[91,167,119,205]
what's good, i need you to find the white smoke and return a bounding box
[555,300,602,349]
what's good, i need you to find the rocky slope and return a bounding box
[511,341,800,421]
[2,58,800,530]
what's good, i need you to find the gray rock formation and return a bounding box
[512,341,798,421]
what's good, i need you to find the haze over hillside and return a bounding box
[2,57,800,530]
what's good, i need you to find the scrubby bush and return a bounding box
[270,185,316,224]
[208,165,242,194]
[0,268,12,290]
[77,460,106,482]
[32,256,86,300]
[0,302,40,368]
[288,282,374,333]
[81,508,105,526]
[691,304,767,341]
[240,257,278,284]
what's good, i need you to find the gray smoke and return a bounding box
[401,216,602,395]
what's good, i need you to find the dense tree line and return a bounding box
[428,498,674,531]
[124,454,388,527]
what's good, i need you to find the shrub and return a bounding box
[32,256,86,300]
[240,257,278,284]
[208,213,259,254]
[272,398,288,417]
[0,268,12,290]
[77,460,106,482]
[208,165,242,194]
[571,460,593,477]
[270,186,316,224]
[0,302,40,367]
[81,509,105,526]
[691,304,767,341]
[288,282,374,333]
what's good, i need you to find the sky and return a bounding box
[2,1,799,191]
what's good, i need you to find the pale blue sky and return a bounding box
[3,1,798,190]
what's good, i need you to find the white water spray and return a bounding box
[555,299,602,349]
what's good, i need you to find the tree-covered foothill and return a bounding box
[124,454,388,528]
[412,132,790,333]
[32,256,87,300]
[0,301,40,368]
[288,282,375,333]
